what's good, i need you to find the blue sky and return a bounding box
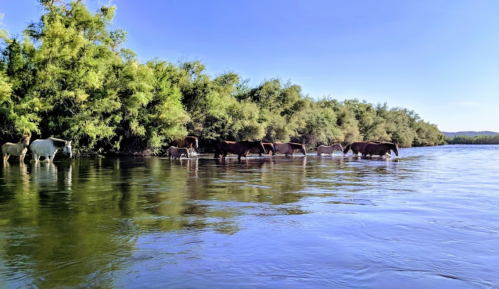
[1,0,498,132]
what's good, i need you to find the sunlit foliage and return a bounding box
[0,0,445,153]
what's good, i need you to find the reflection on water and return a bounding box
[1,146,499,288]
[1,163,30,195]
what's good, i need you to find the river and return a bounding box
[1,145,498,288]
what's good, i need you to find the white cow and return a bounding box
[30,137,72,162]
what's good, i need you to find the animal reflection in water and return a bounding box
[214,155,273,169]
[178,157,199,177]
[274,142,307,156]
[2,135,31,164]
[2,163,30,192]
[214,141,266,161]
[317,144,343,156]
[32,162,72,189]
[30,137,72,162]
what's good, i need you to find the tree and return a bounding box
[296,99,342,146]
[344,99,389,141]
[21,1,124,151]
[0,36,41,137]
[0,1,446,153]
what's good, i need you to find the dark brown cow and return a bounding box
[343,141,394,156]
[362,142,399,157]
[214,141,266,161]
[343,141,370,156]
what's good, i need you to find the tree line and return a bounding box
[446,135,499,145]
[0,0,445,155]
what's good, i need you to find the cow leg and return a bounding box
[50,151,58,162]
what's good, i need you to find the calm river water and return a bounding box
[1,145,498,288]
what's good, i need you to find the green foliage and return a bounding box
[0,0,445,153]
[238,78,309,142]
[296,99,342,146]
[447,134,499,144]
[344,100,390,141]
[29,1,124,149]
[143,60,190,150]
[0,38,41,136]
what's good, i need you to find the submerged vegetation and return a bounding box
[0,1,445,155]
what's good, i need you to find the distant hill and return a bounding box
[442,131,499,138]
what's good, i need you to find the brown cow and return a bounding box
[317,144,343,156]
[273,142,306,156]
[343,141,394,156]
[249,143,275,156]
[173,136,198,152]
[363,142,399,157]
[214,141,266,161]
[167,146,189,159]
